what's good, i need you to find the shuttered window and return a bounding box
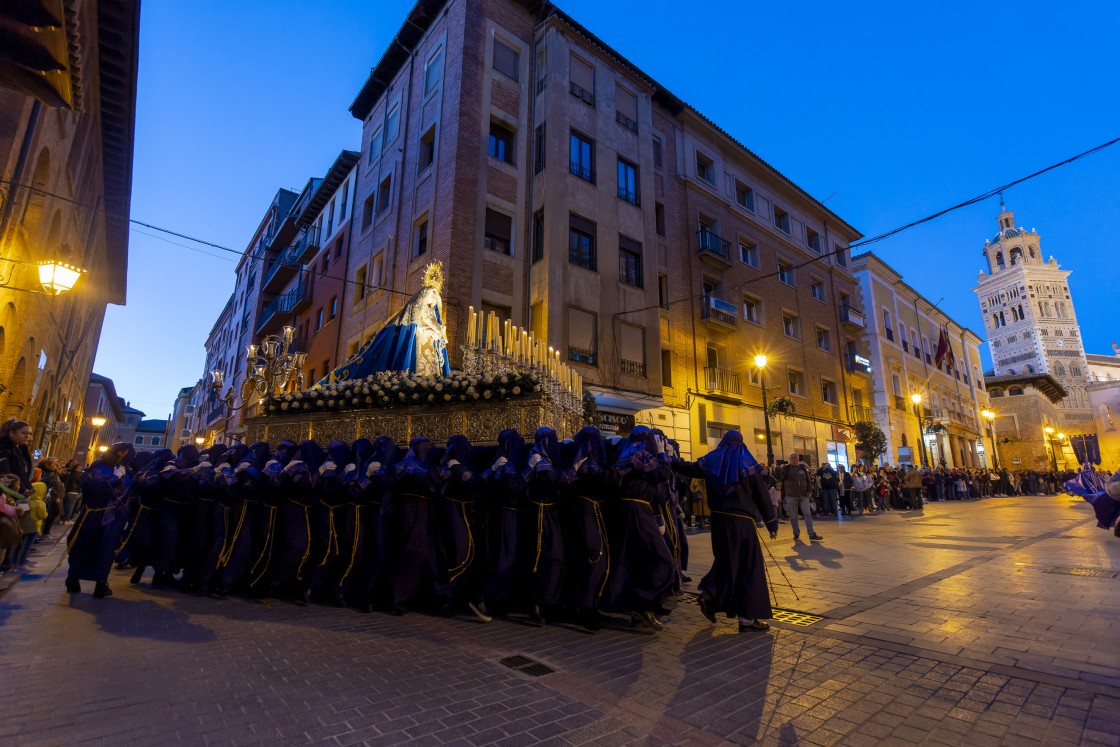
[568,307,597,364]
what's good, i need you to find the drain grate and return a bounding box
[1043,566,1118,579]
[499,655,555,676]
[772,609,824,626]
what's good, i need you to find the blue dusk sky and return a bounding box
[93,0,1120,418]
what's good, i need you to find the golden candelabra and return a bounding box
[210,325,307,441]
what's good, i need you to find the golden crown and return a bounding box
[422,261,444,292]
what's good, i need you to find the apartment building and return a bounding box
[852,252,989,468]
[72,373,126,464]
[259,150,360,385]
[339,0,867,463]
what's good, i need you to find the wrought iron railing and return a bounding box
[697,229,731,261]
[704,366,742,397]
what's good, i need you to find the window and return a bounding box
[326,197,335,236]
[415,219,428,257]
[424,46,443,94]
[488,121,514,164]
[788,369,806,397]
[134,435,144,445]
[810,278,825,301]
[315,308,324,332]
[484,209,513,255]
[320,252,329,275]
[696,151,715,184]
[385,105,400,144]
[783,311,801,339]
[531,210,544,263]
[493,39,519,81]
[619,323,645,376]
[834,243,847,267]
[661,349,672,387]
[655,202,666,236]
[329,296,338,321]
[569,131,594,182]
[619,235,643,287]
[739,240,759,267]
[371,252,384,288]
[883,309,894,340]
[568,307,597,365]
[747,367,760,386]
[368,127,383,164]
[652,136,663,169]
[742,295,761,324]
[616,157,639,205]
[822,379,838,404]
[658,274,669,309]
[418,126,436,172]
[777,259,795,286]
[533,124,545,173]
[569,53,595,105]
[774,205,791,234]
[568,213,596,270]
[376,175,392,214]
[735,181,755,211]
[816,326,832,352]
[338,181,349,221]
[361,194,374,231]
[615,86,638,132]
[806,228,821,253]
[355,265,367,302]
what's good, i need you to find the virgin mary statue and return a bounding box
[319,262,450,383]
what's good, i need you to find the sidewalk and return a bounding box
[1,496,1118,746]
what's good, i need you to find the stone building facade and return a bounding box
[851,253,989,468]
[0,0,139,460]
[338,0,866,464]
[974,203,1094,434]
[984,373,1068,470]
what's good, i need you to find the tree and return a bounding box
[853,420,888,464]
[582,390,601,427]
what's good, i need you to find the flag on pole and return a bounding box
[934,325,956,370]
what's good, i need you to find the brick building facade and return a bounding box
[0,0,138,460]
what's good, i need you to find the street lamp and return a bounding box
[1043,426,1061,473]
[981,409,999,470]
[754,354,774,466]
[911,393,933,467]
[88,414,107,465]
[37,258,86,295]
[97,445,108,454]
[194,436,205,446]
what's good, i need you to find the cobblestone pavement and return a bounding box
[2,496,1118,746]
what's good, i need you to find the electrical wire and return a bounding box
[4,133,1117,319]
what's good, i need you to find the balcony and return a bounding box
[697,229,732,266]
[700,295,738,331]
[615,110,638,133]
[703,366,742,399]
[846,353,872,374]
[840,304,865,329]
[257,274,313,335]
[569,81,595,107]
[569,160,594,183]
[617,185,640,206]
[568,346,597,366]
[619,358,646,377]
[291,226,322,264]
[262,246,299,293]
[850,405,873,423]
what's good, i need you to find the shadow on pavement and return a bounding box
[68,593,217,643]
[784,539,844,570]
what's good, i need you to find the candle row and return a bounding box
[465,306,584,400]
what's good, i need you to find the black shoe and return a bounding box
[739,619,771,633]
[92,582,113,599]
[65,577,80,594]
[698,594,717,624]
[527,603,545,626]
[809,534,824,541]
[682,575,693,583]
[129,567,144,585]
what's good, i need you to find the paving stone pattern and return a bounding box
[1,496,1118,746]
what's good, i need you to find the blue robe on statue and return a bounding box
[319,286,450,383]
